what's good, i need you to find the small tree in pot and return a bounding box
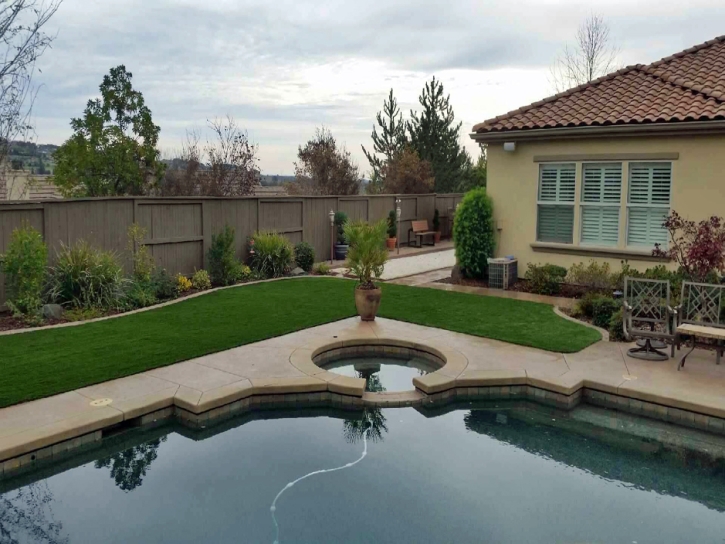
[386,210,397,250]
[334,211,349,260]
[432,208,441,243]
[344,219,388,321]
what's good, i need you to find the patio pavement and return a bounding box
[2,316,725,471]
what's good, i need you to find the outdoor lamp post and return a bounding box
[328,209,335,263]
[395,198,402,255]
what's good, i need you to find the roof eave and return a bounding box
[470,120,725,143]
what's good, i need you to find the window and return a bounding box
[627,163,671,247]
[580,163,622,246]
[537,164,575,243]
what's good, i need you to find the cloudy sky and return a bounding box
[31,0,725,175]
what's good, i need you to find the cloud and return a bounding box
[28,0,725,174]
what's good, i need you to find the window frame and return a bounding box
[579,162,623,247]
[625,161,672,249]
[536,163,576,244]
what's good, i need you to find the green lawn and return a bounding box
[0,278,600,408]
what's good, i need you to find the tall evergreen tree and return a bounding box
[362,89,407,179]
[407,77,469,193]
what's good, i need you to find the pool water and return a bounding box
[320,355,436,391]
[2,402,725,543]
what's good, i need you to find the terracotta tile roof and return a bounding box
[473,35,725,134]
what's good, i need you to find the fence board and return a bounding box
[0,194,462,306]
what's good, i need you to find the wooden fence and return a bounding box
[0,193,463,306]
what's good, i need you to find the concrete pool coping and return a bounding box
[2,317,725,477]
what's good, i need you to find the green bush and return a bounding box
[191,269,212,290]
[343,219,388,287]
[542,264,568,279]
[250,231,295,278]
[151,269,177,300]
[208,225,242,286]
[387,210,397,239]
[127,223,155,282]
[575,291,601,318]
[123,281,158,309]
[0,224,47,318]
[591,296,621,329]
[617,262,685,301]
[608,309,626,341]
[525,263,562,295]
[48,241,125,309]
[453,187,495,278]
[313,262,331,275]
[294,241,315,272]
[334,211,348,245]
[567,260,616,290]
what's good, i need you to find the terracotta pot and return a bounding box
[386,237,397,250]
[434,231,441,243]
[355,286,382,321]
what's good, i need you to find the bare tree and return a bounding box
[158,116,261,197]
[0,0,63,196]
[205,115,260,196]
[550,13,619,93]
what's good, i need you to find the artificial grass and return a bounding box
[0,278,600,408]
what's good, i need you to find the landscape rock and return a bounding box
[42,304,64,320]
[451,264,462,283]
[290,267,306,277]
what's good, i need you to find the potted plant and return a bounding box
[344,219,388,321]
[386,210,397,250]
[433,208,441,243]
[334,211,349,260]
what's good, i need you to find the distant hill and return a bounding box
[260,174,295,186]
[8,141,58,174]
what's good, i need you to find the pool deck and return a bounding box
[2,316,725,477]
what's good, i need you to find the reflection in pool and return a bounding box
[2,402,725,543]
[320,355,436,392]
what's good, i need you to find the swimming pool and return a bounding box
[318,354,436,392]
[2,401,725,543]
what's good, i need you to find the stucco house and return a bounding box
[470,35,725,275]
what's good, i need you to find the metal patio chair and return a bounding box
[675,281,725,370]
[623,277,676,361]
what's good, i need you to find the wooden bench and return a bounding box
[675,281,725,370]
[407,220,436,247]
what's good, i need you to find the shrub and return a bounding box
[525,263,562,295]
[387,210,397,239]
[127,223,155,282]
[208,225,242,286]
[48,241,125,309]
[608,309,626,342]
[176,274,192,293]
[334,212,348,245]
[0,224,47,318]
[191,269,211,290]
[591,296,621,329]
[432,208,440,232]
[250,231,295,278]
[294,241,315,272]
[542,264,568,280]
[653,210,725,282]
[575,291,602,319]
[151,269,177,300]
[567,261,615,290]
[123,281,158,309]
[616,262,685,301]
[313,262,331,275]
[343,219,388,287]
[453,187,495,278]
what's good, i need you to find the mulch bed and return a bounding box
[436,276,592,299]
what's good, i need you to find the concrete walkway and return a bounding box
[2,316,725,477]
[331,243,456,281]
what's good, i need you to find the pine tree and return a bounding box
[362,89,407,179]
[407,77,469,193]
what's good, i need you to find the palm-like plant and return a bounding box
[343,219,388,289]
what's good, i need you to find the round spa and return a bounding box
[313,343,445,392]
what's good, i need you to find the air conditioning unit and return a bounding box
[487,258,518,290]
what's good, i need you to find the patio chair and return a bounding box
[675,281,725,370]
[623,277,676,361]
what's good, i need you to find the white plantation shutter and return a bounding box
[627,163,672,247]
[580,163,622,246]
[537,164,575,243]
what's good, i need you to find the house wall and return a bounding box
[486,133,725,276]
